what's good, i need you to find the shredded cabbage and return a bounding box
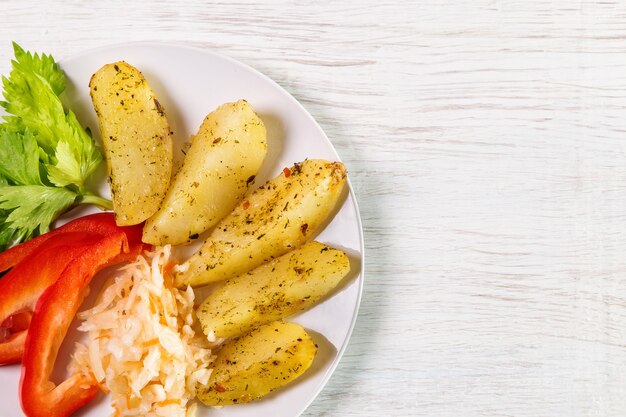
[71,245,215,417]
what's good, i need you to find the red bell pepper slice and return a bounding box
[0,311,31,365]
[0,218,144,365]
[0,232,103,365]
[20,232,144,417]
[0,212,141,273]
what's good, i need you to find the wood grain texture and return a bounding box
[2,0,626,416]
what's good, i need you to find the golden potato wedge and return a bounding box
[175,159,347,287]
[197,241,349,339]
[142,100,267,245]
[197,321,317,406]
[90,61,173,225]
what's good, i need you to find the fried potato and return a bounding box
[89,61,173,225]
[142,100,267,245]
[197,321,317,406]
[197,241,349,339]
[175,159,347,287]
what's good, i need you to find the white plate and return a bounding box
[0,43,364,417]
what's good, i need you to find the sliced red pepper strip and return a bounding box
[0,212,142,273]
[0,232,103,365]
[0,219,144,365]
[4,310,33,332]
[0,310,32,363]
[20,232,144,417]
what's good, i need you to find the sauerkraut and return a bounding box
[71,245,214,417]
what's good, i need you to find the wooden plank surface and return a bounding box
[2,1,626,415]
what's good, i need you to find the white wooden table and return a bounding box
[3,1,626,416]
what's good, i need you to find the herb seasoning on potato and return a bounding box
[197,321,317,406]
[89,61,173,225]
[197,241,350,339]
[143,100,267,245]
[175,159,347,287]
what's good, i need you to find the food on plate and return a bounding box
[71,245,214,417]
[0,44,355,416]
[20,232,144,417]
[197,321,317,406]
[0,213,143,364]
[0,233,102,364]
[143,99,267,245]
[197,241,349,339]
[175,159,347,287]
[0,212,125,273]
[0,43,110,251]
[90,61,174,226]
